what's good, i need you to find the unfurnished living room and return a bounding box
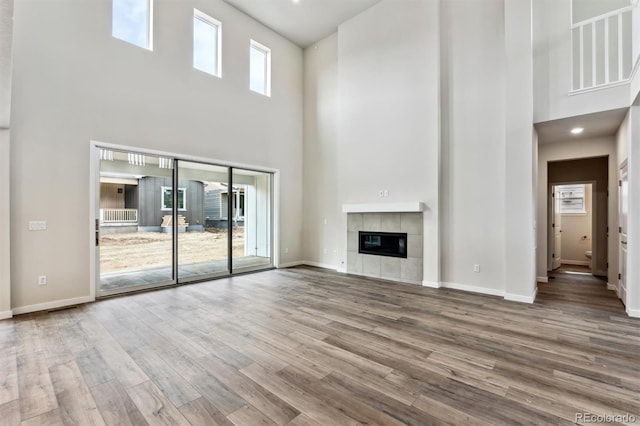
[0,0,639,424]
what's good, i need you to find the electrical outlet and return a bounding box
[379,190,384,197]
[284,247,289,254]
[38,275,47,285]
[473,264,480,273]
[29,221,47,231]
[383,189,389,197]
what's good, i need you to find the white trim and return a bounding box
[537,276,549,283]
[569,79,630,95]
[627,307,640,318]
[337,267,347,273]
[607,282,617,290]
[0,311,12,320]
[193,9,222,78]
[560,260,591,266]
[249,39,271,97]
[342,202,424,213]
[504,288,537,304]
[422,280,441,288]
[161,186,187,211]
[440,282,505,297]
[277,261,305,269]
[12,296,95,316]
[301,261,338,271]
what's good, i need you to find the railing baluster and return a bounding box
[604,17,610,83]
[592,21,596,86]
[580,25,584,89]
[618,12,623,81]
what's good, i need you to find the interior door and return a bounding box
[619,164,628,305]
[552,186,562,270]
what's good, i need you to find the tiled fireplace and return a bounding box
[346,212,423,284]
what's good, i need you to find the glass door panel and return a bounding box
[177,161,230,281]
[98,149,175,295]
[231,168,273,272]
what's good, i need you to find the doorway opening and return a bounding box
[550,182,595,275]
[94,146,274,297]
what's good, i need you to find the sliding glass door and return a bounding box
[232,168,272,273]
[177,161,230,282]
[98,149,175,295]
[96,147,274,297]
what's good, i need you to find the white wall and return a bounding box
[0,0,12,319]
[560,184,593,263]
[533,0,630,123]
[504,0,537,301]
[0,130,10,319]
[537,137,618,284]
[440,0,506,293]
[336,0,441,281]
[302,33,339,268]
[10,0,303,311]
[627,106,640,316]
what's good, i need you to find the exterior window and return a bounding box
[558,184,586,214]
[162,187,186,211]
[250,40,271,96]
[112,0,152,50]
[193,9,222,77]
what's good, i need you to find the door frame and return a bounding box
[89,141,279,298]
[618,160,628,305]
[548,180,597,273]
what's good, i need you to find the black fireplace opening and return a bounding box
[359,231,407,258]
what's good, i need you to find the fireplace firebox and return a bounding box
[358,231,407,258]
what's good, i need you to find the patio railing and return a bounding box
[100,208,138,224]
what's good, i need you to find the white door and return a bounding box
[619,164,628,305]
[552,186,562,270]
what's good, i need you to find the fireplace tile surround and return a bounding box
[347,212,423,284]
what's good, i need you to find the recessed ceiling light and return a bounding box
[570,127,584,134]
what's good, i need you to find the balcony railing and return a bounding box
[571,5,634,91]
[100,208,138,224]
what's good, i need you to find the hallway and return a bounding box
[537,267,626,315]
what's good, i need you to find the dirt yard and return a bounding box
[100,228,245,274]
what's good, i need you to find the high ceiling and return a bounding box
[223,0,383,47]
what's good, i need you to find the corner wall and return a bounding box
[302,33,339,268]
[0,130,10,319]
[440,0,507,293]
[10,0,303,312]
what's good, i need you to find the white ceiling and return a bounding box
[534,108,629,144]
[223,0,383,47]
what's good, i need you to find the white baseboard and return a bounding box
[607,282,617,291]
[277,261,305,269]
[300,261,338,271]
[560,260,590,266]
[440,282,505,297]
[337,267,347,273]
[422,280,441,288]
[537,276,549,283]
[504,287,537,304]
[12,295,95,316]
[0,310,12,320]
[627,307,640,318]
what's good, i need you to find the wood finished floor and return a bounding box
[0,266,638,425]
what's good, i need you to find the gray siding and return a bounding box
[138,177,204,227]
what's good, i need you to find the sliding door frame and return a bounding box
[90,141,278,298]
